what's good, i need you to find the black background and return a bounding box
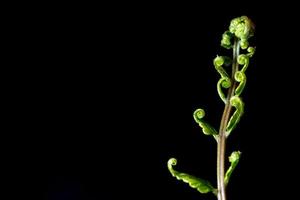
[8,2,300,200]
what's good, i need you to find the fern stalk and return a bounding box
[217,37,239,200]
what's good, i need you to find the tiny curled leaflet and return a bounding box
[224,151,241,186]
[193,108,218,141]
[167,158,217,196]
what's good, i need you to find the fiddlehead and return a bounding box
[247,46,255,58]
[167,158,217,196]
[193,109,218,141]
[234,54,249,96]
[224,151,241,186]
[221,31,234,49]
[234,46,255,96]
[214,56,232,103]
[234,71,246,97]
[229,16,255,49]
[226,96,244,136]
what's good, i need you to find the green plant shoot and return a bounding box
[167,16,255,200]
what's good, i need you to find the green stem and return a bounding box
[217,38,239,200]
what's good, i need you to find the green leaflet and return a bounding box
[234,54,248,96]
[247,46,255,57]
[238,54,249,73]
[226,96,244,136]
[214,56,232,103]
[221,31,234,49]
[234,71,246,96]
[167,158,217,196]
[225,151,241,186]
[217,77,231,103]
[234,47,255,96]
[193,109,218,141]
[214,56,232,78]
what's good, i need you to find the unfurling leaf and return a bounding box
[229,16,255,49]
[167,158,217,196]
[225,151,241,186]
[193,109,218,141]
[214,56,232,103]
[234,71,246,96]
[226,96,244,137]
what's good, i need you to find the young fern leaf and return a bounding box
[234,71,246,96]
[229,16,255,49]
[167,158,217,196]
[238,54,249,73]
[226,96,244,136]
[214,56,232,103]
[247,46,255,57]
[224,151,241,186]
[193,108,218,141]
[221,31,234,49]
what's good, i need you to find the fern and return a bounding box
[167,16,255,200]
